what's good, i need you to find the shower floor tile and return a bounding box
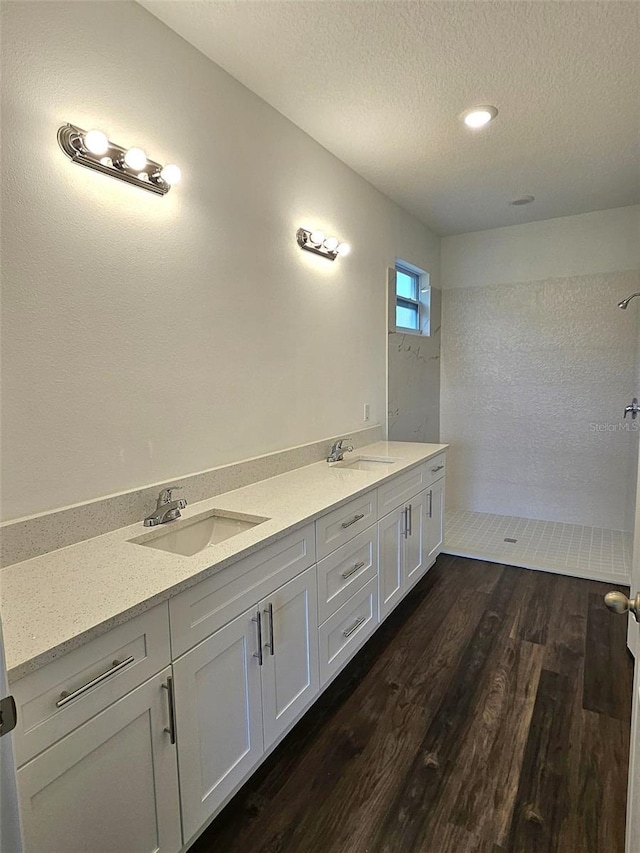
[444,509,631,585]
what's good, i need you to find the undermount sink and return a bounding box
[131,509,270,557]
[331,455,398,472]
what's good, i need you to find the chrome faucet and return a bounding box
[143,486,187,527]
[327,438,354,463]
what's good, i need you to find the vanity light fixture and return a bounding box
[296,227,350,261]
[57,123,181,196]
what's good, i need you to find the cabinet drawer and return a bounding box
[377,463,428,517]
[425,453,446,486]
[318,577,378,686]
[317,525,377,624]
[11,602,171,767]
[315,490,377,561]
[170,524,315,658]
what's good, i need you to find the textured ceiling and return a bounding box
[139,0,640,235]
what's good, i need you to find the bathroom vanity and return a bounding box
[3,441,446,852]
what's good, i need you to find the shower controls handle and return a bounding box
[624,398,639,420]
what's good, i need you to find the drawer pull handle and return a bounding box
[252,610,263,666]
[343,616,367,638]
[341,513,365,529]
[431,464,444,473]
[56,656,135,708]
[342,561,366,580]
[162,676,177,745]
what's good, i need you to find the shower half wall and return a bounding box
[440,207,640,584]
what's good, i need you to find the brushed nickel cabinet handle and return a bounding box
[341,513,365,529]
[431,464,444,473]
[402,507,408,539]
[407,504,412,536]
[56,656,135,708]
[428,489,433,519]
[342,561,366,580]
[162,676,177,745]
[264,602,275,655]
[252,610,264,666]
[343,616,367,638]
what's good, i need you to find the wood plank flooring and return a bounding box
[188,555,634,853]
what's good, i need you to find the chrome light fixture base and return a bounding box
[57,123,171,196]
[296,228,338,261]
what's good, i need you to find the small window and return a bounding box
[395,265,421,331]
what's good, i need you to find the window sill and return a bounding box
[393,328,427,337]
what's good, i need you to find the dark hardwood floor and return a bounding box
[189,555,634,853]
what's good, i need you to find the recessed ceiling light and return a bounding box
[461,105,498,128]
[511,195,535,206]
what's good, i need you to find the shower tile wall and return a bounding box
[441,270,640,531]
[388,288,441,442]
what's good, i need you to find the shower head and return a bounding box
[619,292,640,309]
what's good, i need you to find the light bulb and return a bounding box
[464,110,492,128]
[160,164,182,185]
[461,105,498,129]
[323,236,339,252]
[309,231,325,246]
[123,147,147,171]
[336,242,351,256]
[84,130,109,156]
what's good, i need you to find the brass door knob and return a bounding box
[604,591,640,622]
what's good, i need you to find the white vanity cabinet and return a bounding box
[17,667,182,853]
[378,458,446,621]
[377,494,430,621]
[378,505,405,619]
[260,566,319,748]
[172,564,319,841]
[11,604,182,853]
[171,605,264,841]
[425,477,445,563]
[10,448,446,853]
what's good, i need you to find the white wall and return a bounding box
[0,1,439,521]
[441,207,640,530]
[441,206,640,289]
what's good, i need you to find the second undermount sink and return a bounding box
[131,509,270,557]
[331,455,398,472]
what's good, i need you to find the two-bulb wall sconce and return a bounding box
[57,123,181,196]
[296,228,350,261]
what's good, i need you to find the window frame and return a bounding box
[394,263,429,335]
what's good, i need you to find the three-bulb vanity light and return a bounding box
[57,123,182,196]
[296,228,350,261]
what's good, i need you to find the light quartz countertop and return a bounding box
[0,441,447,682]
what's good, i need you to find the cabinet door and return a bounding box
[17,668,181,853]
[404,489,428,591]
[426,478,445,563]
[378,506,405,621]
[260,566,319,749]
[172,608,264,841]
